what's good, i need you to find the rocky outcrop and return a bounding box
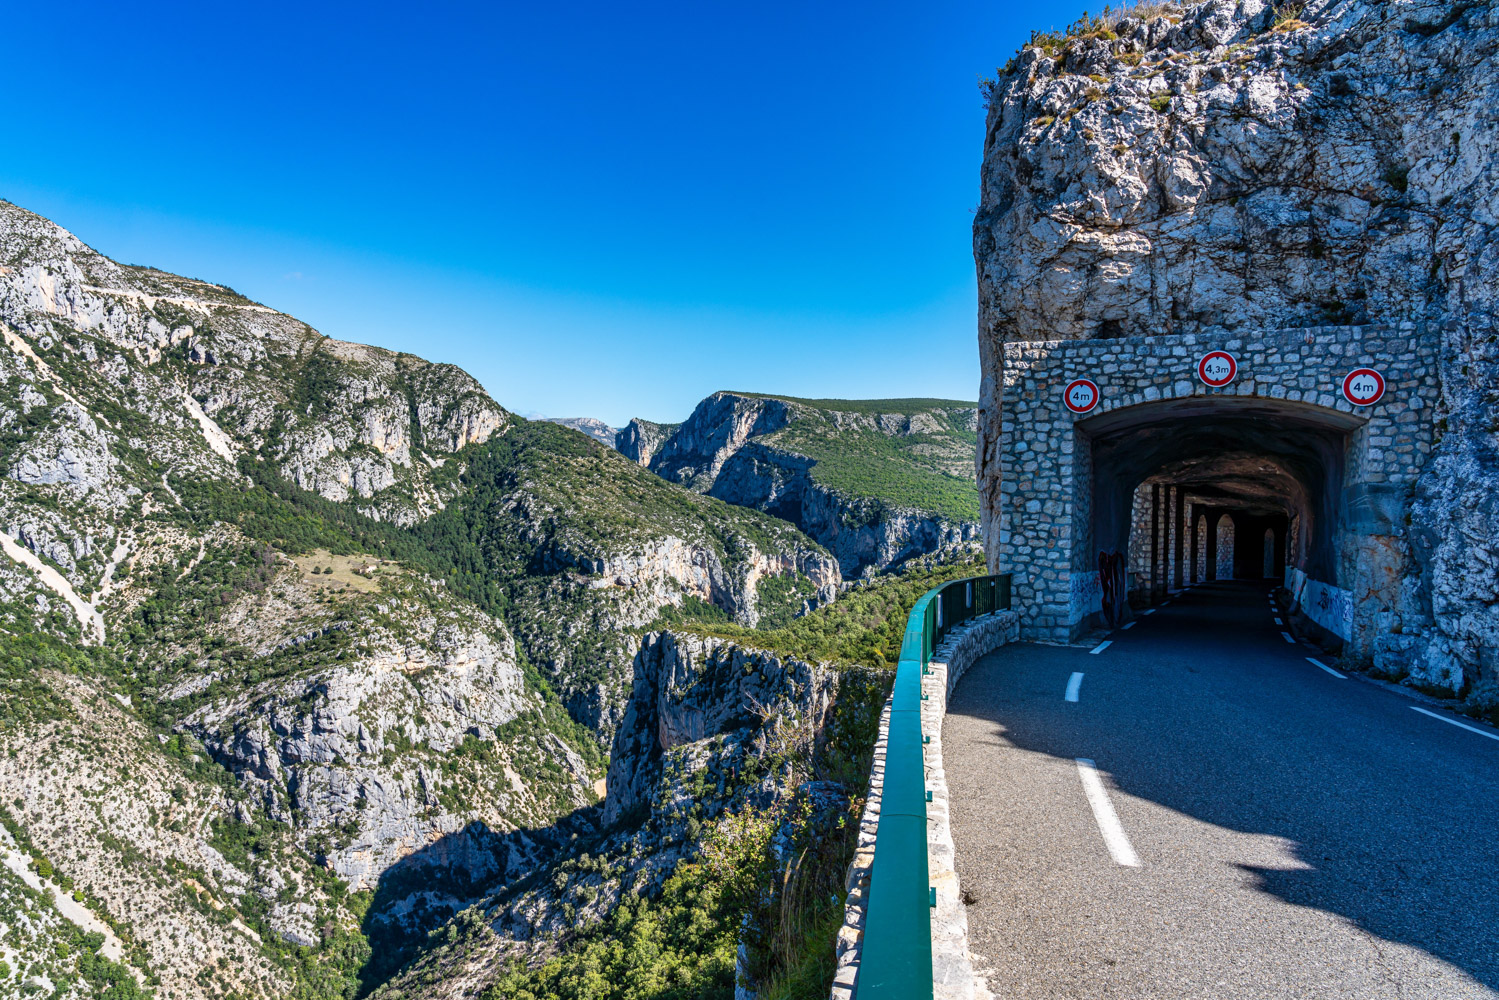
[372,630,884,1000]
[652,393,797,489]
[974,0,1499,691]
[651,392,982,577]
[0,200,510,527]
[184,617,542,889]
[543,416,618,447]
[586,533,840,624]
[615,417,679,466]
[602,632,838,825]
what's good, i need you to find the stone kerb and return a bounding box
[831,694,889,1000]
[831,609,1020,1000]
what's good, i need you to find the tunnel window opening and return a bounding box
[1216,515,1236,580]
[1195,514,1208,583]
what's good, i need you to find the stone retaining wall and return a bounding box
[832,610,1020,1000]
[998,322,1439,643]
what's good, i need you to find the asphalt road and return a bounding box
[944,580,1499,1000]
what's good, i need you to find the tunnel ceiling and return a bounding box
[1150,453,1305,518]
[1085,398,1356,507]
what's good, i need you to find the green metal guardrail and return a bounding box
[856,572,1012,999]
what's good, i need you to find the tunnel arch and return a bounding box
[1084,395,1362,594]
[994,323,1439,652]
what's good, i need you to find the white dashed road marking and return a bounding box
[1411,706,1499,743]
[1306,657,1346,679]
[1142,609,1156,616]
[1122,621,1136,630]
[1280,632,1296,644]
[1065,672,1084,702]
[1089,641,1112,655]
[1274,617,1283,625]
[1076,758,1140,867]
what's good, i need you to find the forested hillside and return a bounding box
[0,200,841,998]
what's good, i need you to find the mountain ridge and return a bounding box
[0,199,845,996]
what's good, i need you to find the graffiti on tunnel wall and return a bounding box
[1286,566,1353,641]
[1070,570,1103,623]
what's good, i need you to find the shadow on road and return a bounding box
[949,580,1499,991]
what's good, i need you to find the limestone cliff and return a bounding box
[369,630,887,1000]
[975,0,1498,691]
[615,416,680,466]
[650,391,983,577]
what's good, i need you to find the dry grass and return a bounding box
[1269,3,1310,32]
[290,548,394,593]
[1002,2,1183,78]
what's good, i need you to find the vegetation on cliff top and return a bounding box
[668,555,986,669]
[719,393,981,523]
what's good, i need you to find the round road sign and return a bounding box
[1342,367,1386,406]
[1198,350,1238,388]
[1064,378,1100,414]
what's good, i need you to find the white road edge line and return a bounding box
[1305,657,1346,679]
[1411,706,1499,743]
[1076,758,1140,867]
[1122,621,1136,630]
[1065,672,1084,702]
[1280,631,1296,644]
[1089,640,1112,655]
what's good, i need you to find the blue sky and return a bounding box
[5,0,1093,426]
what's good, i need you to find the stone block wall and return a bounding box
[998,322,1440,642]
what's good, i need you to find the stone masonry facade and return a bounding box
[1000,322,1440,643]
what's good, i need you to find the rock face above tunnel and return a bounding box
[975,0,1499,690]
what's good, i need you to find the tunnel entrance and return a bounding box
[1090,395,1357,619]
[992,324,1439,659]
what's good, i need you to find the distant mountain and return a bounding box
[543,415,617,447]
[616,416,680,466]
[646,391,982,577]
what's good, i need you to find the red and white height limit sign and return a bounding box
[1342,367,1386,406]
[1197,350,1237,388]
[1063,378,1100,414]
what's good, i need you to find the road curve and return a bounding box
[944,581,1499,1000]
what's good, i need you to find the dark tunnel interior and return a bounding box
[1084,397,1364,587]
